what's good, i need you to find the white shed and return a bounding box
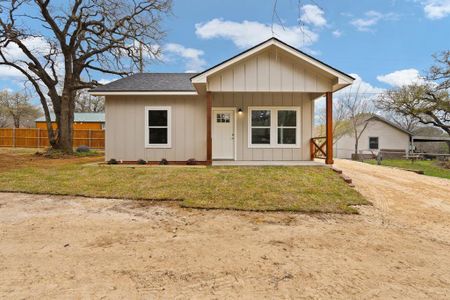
[334,115,412,159]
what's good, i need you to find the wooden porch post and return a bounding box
[325,91,334,165]
[206,92,212,165]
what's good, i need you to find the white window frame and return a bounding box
[248,106,301,149]
[145,106,172,148]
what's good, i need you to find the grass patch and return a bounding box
[365,159,450,179]
[0,159,369,213]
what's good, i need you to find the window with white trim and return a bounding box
[145,106,171,148]
[248,107,300,148]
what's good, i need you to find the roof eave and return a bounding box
[89,91,198,96]
[191,37,355,85]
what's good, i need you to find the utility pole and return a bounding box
[139,42,144,73]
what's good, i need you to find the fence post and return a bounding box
[88,129,92,148]
[37,128,40,148]
[12,127,15,148]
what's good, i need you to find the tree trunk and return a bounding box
[54,88,75,153]
[13,116,20,128]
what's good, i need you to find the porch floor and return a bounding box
[212,160,326,166]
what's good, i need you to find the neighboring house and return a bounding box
[90,38,354,164]
[35,112,105,130]
[334,115,412,159]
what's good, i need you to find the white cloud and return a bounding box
[164,43,206,72]
[423,0,450,19]
[338,73,385,98]
[195,18,318,49]
[350,11,398,31]
[332,30,342,38]
[1,36,52,61]
[377,69,425,87]
[0,65,25,79]
[98,78,113,85]
[299,5,327,27]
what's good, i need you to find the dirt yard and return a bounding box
[0,159,449,299]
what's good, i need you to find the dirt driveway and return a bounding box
[1,160,449,299]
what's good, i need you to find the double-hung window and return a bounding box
[249,107,300,148]
[145,106,171,148]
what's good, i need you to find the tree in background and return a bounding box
[0,0,171,153]
[0,90,40,128]
[339,84,374,157]
[75,90,104,113]
[377,51,450,137]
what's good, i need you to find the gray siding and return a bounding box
[105,92,317,162]
[105,95,206,161]
[208,46,334,93]
[212,92,315,161]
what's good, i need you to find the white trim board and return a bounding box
[212,107,237,160]
[91,91,198,96]
[144,106,172,149]
[247,106,301,149]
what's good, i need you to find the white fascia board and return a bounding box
[90,91,198,96]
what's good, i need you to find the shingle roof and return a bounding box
[36,112,105,123]
[90,73,197,92]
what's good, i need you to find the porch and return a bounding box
[206,91,335,165]
[212,160,326,166]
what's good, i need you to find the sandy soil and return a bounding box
[0,159,449,299]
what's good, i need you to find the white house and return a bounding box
[334,115,412,159]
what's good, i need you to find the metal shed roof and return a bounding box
[35,112,105,123]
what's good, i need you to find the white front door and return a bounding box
[212,109,235,159]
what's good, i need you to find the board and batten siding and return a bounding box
[105,92,317,162]
[212,92,315,161]
[207,46,334,93]
[105,95,206,162]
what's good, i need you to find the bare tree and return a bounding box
[315,98,351,144]
[377,51,449,137]
[75,89,104,112]
[383,112,420,133]
[0,0,171,153]
[0,104,8,127]
[339,84,373,156]
[0,89,40,128]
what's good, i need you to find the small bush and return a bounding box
[159,158,168,165]
[186,158,197,165]
[76,145,90,153]
[107,158,118,165]
[137,159,147,165]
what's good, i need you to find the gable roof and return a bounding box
[366,115,413,136]
[36,112,105,123]
[191,37,354,89]
[90,73,197,95]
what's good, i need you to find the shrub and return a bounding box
[107,158,118,165]
[76,145,90,153]
[186,158,197,165]
[159,158,168,165]
[137,159,147,165]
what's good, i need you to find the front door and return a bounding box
[212,109,235,159]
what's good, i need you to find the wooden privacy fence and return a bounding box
[0,128,105,149]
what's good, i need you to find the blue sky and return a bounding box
[152,0,450,93]
[1,0,450,96]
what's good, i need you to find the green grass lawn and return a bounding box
[366,159,450,179]
[0,162,369,213]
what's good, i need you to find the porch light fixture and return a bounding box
[238,108,243,114]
